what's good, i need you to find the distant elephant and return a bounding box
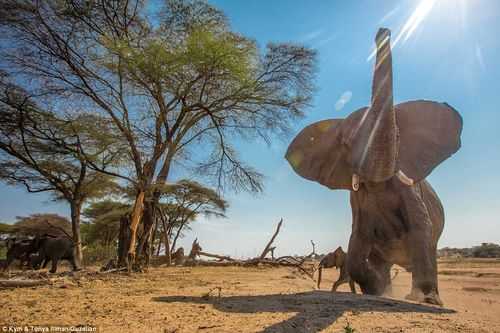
[29,253,47,270]
[4,238,38,270]
[32,236,79,273]
[317,246,355,293]
[171,247,185,266]
[286,28,462,305]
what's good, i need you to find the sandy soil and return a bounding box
[1,259,500,332]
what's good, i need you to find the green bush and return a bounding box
[472,243,500,258]
[82,243,116,266]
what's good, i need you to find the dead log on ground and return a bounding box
[198,251,235,261]
[170,219,317,280]
[0,279,50,288]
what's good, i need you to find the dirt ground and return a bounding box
[1,259,500,333]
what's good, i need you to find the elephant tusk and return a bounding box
[396,170,414,186]
[352,174,360,191]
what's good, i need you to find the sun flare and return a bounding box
[368,0,470,61]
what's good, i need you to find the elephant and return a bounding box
[31,236,79,273]
[4,238,38,270]
[171,247,185,266]
[29,253,47,270]
[285,28,462,305]
[317,246,355,293]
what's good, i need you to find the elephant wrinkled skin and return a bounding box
[32,236,79,273]
[285,28,462,306]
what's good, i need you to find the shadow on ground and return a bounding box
[153,290,455,332]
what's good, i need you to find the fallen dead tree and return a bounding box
[198,251,235,261]
[0,279,51,288]
[191,219,318,279]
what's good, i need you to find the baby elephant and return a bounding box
[32,236,79,273]
[317,246,356,293]
[4,238,38,270]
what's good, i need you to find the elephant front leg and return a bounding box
[49,259,59,273]
[331,279,343,292]
[368,251,393,296]
[401,185,442,306]
[348,279,356,293]
[346,234,384,295]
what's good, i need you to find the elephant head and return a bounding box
[317,246,346,288]
[286,28,462,191]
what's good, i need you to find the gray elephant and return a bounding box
[285,28,462,305]
[317,246,355,293]
[171,247,185,266]
[32,236,79,273]
[4,238,38,270]
[29,253,47,270]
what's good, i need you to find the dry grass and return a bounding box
[1,259,500,332]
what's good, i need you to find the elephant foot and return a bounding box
[405,289,443,306]
[382,285,393,297]
[405,289,424,302]
[424,291,443,306]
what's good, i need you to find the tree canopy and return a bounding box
[11,213,72,238]
[0,0,317,265]
[82,200,131,246]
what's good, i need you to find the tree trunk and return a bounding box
[157,206,172,265]
[70,200,83,266]
[127,190,145,270]
[151,217,159,256]
[259,219,283,260]
[164,232,171,266]
[156,235,162,256]
[136,200,155,266]
[118,215,131,267]
[170,221,186,254]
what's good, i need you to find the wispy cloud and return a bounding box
[335,91,353,111]
[378,5,401,24]
[299,29,337,49]
[476,45,485,71]
[299,29,324,43]
[314,34,337,48]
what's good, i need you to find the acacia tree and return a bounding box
[155,179,227,261]
[82,200,131,247]
[0,0,317,268]
[11,214,72,238]
[0,79,122,262]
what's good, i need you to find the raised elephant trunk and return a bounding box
[317,255,328,288]
[317,264,323,288]
[317,251,336,288]
[351,28,399,183]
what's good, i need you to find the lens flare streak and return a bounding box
[367,0,437,61]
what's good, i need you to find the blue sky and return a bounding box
[1,0,499,257]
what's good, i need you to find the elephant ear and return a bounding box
[396,100,463,182]
[334,247,346,268]
[285,114,362,190]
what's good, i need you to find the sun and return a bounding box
[368,0,470,61]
